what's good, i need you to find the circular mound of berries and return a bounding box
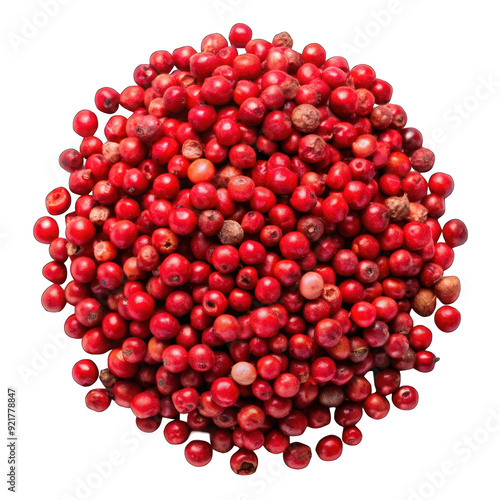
[34,23,467,474]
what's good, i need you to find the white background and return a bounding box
[1,1,500,499]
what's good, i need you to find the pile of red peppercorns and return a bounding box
[33,23,468,473]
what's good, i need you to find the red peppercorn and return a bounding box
[85,389,111,412]
[73,110,98,137]
[184,441,213,467]
[283,442,312,469]
[72,359,99,386]
[316,435,343,461]
[434,306,461,332]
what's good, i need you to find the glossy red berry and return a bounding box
[72,359,99,386]
[73,110,98,137]
[283,442,312,469]
[392,386,419,410]
[434,306,461,332]
[316,435,343,461]
[34,217,59,244]
[184,441,213,467]
[230,448,258,475]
